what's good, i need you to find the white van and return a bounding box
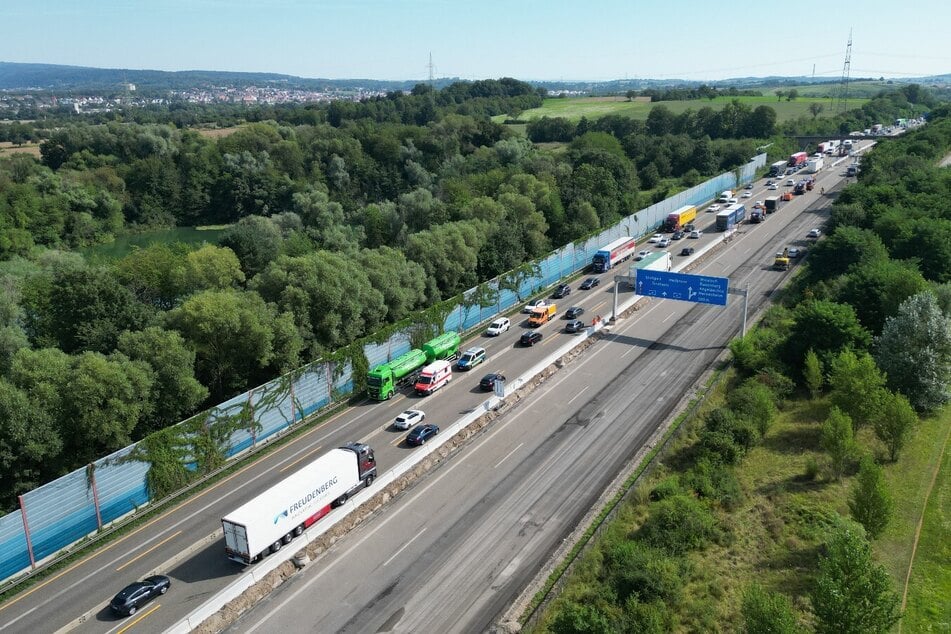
[414,360,452,395]
[718,190,734,203]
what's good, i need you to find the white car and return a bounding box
[647,233,664,244]
[768,183,778,190]
[522,299,549,314]
[689,230,703,239]
[741,191,752,198]
[727,197,738,205]
[634,249,651,261]
[657,237,671,248]
[808,228,822,239]
[707,204,721,213]
[786,178,795,186]
[485,317,510,336]
[393,409,425,430]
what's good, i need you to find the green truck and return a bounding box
[366,331,461,400]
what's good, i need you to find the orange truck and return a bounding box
[528,304,557,327]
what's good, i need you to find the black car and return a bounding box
[520,331,542,346]
[479,372,505,391]
[671,230,685,240]
[565,306,585,320]
[406,424,439,446]
[579,277,600,290]
[565,319,586,333]
[680,247,695,256]
[683,223,696,233]
[552,283,571,299]
[110,575,171,616]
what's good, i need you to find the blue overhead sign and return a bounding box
[635,269,729,306]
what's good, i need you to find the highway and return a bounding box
[0,152,858,634]
[221,160,855,633]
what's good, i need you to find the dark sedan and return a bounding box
[479,372,505,391]
[565,319,586,333]
[565,306,585,320]
[579,277,600,290]
[552,283,571,299]
[110,575,171,616]
[520,331,542,346]
[680,247,695,256]
[406,424,439,446]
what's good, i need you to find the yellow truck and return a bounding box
[528,304,557,327]
[773,248,790,271]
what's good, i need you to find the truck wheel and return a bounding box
[365,474,375,488]
[294,525,304,537]
[282,532,293,545]
[271,540,282,554]
[385,390,394,400]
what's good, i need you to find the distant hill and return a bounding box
[1,61,947,95]
[0,62,443,93]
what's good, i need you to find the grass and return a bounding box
[526,384,951,633]
[499,95,869,126]
[896,412,951,632]
[0,142,41,157]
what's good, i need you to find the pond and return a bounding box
[81,226,230,261]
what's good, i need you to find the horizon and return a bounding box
[3,0,951,82]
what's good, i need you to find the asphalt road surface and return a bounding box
[0,152,857,634]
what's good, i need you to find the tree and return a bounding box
[0,378,62,506]
[251,251,387,354]
[835,259,928,334]
[741,583,800,634]
[165,289,301,400]
[811,521,901,633]
[21,265,152,354]
[874,391,917,462]
[804,348,824,398]
[804,226,889,285]
[809,102,825,119]
[828,349,887,428]
[822,407,856,480]
[785,89,798,101]
[219,215,283,278]
[184,244,246,292]
[849,455,893,539]
[784,300,872,371]
[117,327,209,434]
[876,291,951,412]
[115,243,189,309]
[774,90,785,102]
[60,351,154,466]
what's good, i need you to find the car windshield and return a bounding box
[417,375,433,385]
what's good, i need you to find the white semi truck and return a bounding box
[221,443,377,564]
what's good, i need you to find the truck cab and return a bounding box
[528,304,557,327]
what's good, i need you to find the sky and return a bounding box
[2,0,950,82]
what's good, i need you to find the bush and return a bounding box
[683,457,744,509]
[649,475,682,501]
[622,598,671,634]
[601,540,684,604]
[729,379,779,436]
[706,408,760,449]
[638,494,721,554]
[547,599,616,634]
[698,430,745,465]
[804,456,820,481]
[742,583,801,634]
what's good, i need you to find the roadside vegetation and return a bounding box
[0,81,934,514]
[527,106,951,632]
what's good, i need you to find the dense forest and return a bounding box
[536,103,951,634]
[0,79,934,508]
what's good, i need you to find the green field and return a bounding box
[502,94,869,125]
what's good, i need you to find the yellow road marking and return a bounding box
[116,603,161,634]
[278,445,323,473]
[115,531,182,571]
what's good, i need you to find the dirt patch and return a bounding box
[0,142,41,157]
[194,126,243,139]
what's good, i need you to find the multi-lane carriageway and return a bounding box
[0,151,862,634]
